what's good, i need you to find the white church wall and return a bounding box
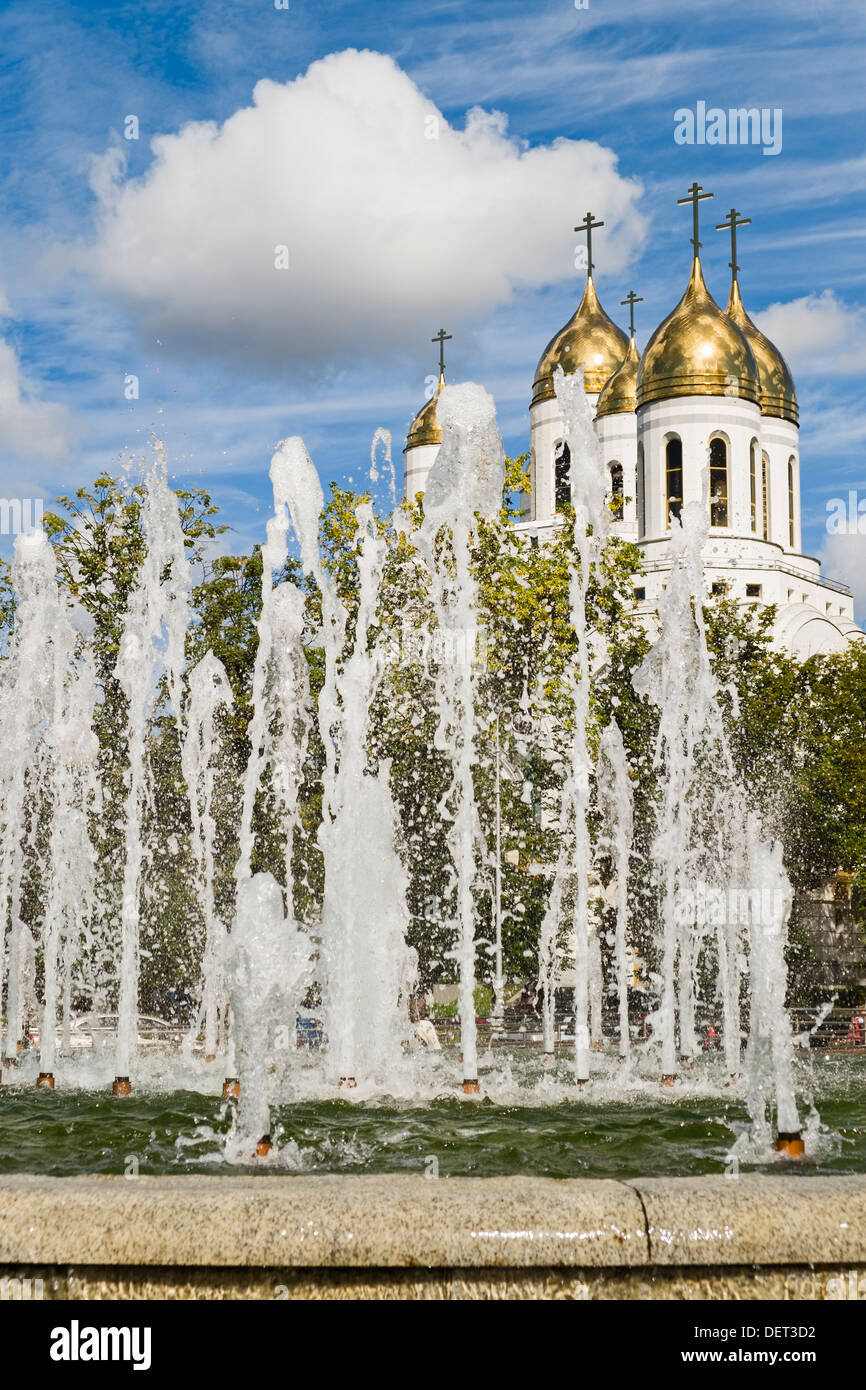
[404,441,441,502]
[636,394,763,545]
[596,410,638,539]
[760,416,801,554]
[529,392,600,522]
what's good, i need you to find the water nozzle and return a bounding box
[774,1131,805,1158]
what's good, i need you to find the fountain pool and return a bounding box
[0,373,858,1173]
[0,1055,864,1178]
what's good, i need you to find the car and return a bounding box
[64,1014,185,1051]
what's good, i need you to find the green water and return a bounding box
[1,1056,865,1178]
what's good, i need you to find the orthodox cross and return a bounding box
[715,207,751,282]
[621,290,643,337]
[677,181,714,256]
[431,328,452,377]
[574,211,604,277]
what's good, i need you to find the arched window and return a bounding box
[609,461,624,517]
[709,436,728,528]
[665,437,683,526]
[554,440,571,511]
[788,456,796,548]
[761,452,770,540]
[749,439,758,534]
[637,442,646,537]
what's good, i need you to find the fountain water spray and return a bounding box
[4,921,35,1063]
[184,652,232,1061]
[597,718,634,1058]
[0,531,99,1078]
[226,872,310,1151]
[268,438,413,1090]
[743,831,802,1156]
[415,383,505,1093]
[112,455,193,1089]
[553,367,611,1084]
[634,496,801,1148]
[38,628,99,1083]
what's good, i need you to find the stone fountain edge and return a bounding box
[0,1173,864,1299]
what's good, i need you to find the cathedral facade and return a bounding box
[403,192,861,659]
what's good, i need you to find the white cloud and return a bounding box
[818,531,866,623]
[754,290,866,375]
[80,49,645,371]
[0,335,72,460]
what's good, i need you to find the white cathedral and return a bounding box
[403,188,862,659]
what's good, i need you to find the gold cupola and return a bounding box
[636,256,760,408]
[714,206,798,425]
[405,371,445,451]
[532,276,630,406]
[725,279,798,426]
[596,334,639,417]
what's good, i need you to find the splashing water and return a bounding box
[415,383,505,1088]
[184,651,232,1059]
[0,380,808,1162]
[268,439,413,1092]
[597,718,635,1059]
[553,366,611,1083]
[113,454,193,1078]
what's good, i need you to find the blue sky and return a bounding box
[1,0,864,610]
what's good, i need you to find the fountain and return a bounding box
[0,374,832,1174]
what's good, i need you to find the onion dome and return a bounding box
[531,277,630,406]
[725,280,798,425]
[405,372,445,450]
[596,333,640,419]
[636,257,760,408]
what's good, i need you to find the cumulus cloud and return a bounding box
[80,49,645,371]
[0,335,72,460]
[755,289,866,375]
[819,531,866,622]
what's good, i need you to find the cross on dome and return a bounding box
[620,290,643,337]
[716,208,752,282]
[431,328,452,378]
[574,212,605,278]
[677,181,714,256]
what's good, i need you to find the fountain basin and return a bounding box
[0,1172,864,1300]
[1,1053,865,1176]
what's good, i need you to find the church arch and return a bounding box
[554,439,571,511]
[709,434,729,529]
[749,438,759,534]
[762,451,770,540]
[637,442,646,538]
[608,460,624,516]
[665,434,683,526]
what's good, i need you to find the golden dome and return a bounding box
[531,277,630,406]
[405,372,445,450]
[636,257,760,409]
[596,333,639,419]
[725,279,798,425]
